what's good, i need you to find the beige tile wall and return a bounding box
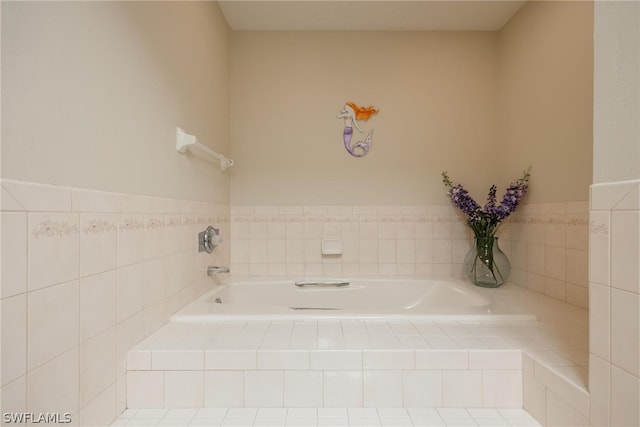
[0,179,230,427]
[502,201,590,309]
[229,202,589,309]
[589,179,640,426]
[229,205,473,279]
[0,179,590,425]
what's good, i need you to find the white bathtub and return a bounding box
[171,278,536,321]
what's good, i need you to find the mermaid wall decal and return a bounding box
[337,102,379,157]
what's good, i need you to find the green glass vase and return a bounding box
[463,236,511,288]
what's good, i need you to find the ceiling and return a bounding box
[218,1,527,32]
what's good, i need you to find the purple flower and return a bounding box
[494,176,529,221]
[442,169,530,235]
[482,185,498,216]
[448,184,481,216]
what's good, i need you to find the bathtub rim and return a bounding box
[170,276,538,322]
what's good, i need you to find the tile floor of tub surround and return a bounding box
[111,407,542,426]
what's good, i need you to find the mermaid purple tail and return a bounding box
[343,126,372,158]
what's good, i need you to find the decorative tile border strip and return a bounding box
[146,217,165,229]
[166,216,182,228]
[590,221,609,235]
[120,218,145,232]
[231,214,463,224]
[31,220,79,238]
[509,215,589,226]
[82,219,117,235]
[231,213,588,226]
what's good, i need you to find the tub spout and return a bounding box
[207,266,230,276]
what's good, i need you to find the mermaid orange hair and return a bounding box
[347,102,379,121]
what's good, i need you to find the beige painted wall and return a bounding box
[230,31,500,205]
[498,1,593,202]
[2,1,593,206]
[2,1,231,203]
[230,3,593,207]
[593,1,640,183]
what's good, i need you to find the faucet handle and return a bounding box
[199,225,222,253]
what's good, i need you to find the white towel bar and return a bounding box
[176,127,234,171]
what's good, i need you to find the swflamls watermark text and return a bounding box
[3,412,72,424]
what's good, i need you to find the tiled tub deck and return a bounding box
[121,285,589,426]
